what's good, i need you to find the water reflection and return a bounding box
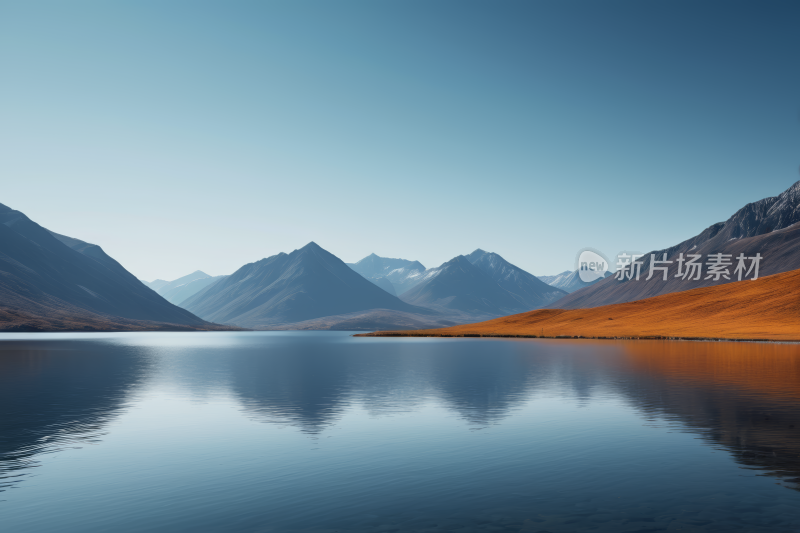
[1,332,799,501]
[0,341,149,492]
[227,337,563,431]
[423,341,571,425]
[228,336,356,433]
[615,341,800,488]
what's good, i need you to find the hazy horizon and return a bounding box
[2,1,799,280]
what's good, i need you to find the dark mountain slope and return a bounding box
[0,203,212,329]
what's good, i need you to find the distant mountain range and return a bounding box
[0,203,218,331]
[347,250,566,318]
[349,249,567,322]
[537,269,613,293]
[537,270,571,286]
[143,270,207,292]
[178,246,566,330]
[181,242,441,329]
[347,254,426,295]
[551,180,800,309]
[143,271,227,305]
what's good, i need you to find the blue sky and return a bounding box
[2,0,799,281]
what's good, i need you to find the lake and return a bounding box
[1,332,799,532]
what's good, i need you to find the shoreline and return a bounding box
[355,332,800,344]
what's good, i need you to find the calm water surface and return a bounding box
[1,332,799,532]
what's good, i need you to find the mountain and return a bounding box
[181,242,435,329]
[465,249,567,307]
[367,276,397,297]
[162,275,225,305]
[551,180,800,309]
[399,256,530,317]
[384,266,429,295]
[149,270,209,294]
[142,279,169,292]
[538,269,613,293]
[348,254,426,294]
[0,203,216,331]
[363,267,800,342]
[144,270,228,306]
[537,271,571,286]
[348,253,425,278]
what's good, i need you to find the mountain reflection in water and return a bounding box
[0,340,150,491]
[229,337,557,431]
[0,332,798,532]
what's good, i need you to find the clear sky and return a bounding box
[2,0,799,281]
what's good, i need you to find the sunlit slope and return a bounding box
[362,268,800,341]
[551,181,800,310]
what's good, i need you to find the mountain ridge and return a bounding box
[550,180,800,309]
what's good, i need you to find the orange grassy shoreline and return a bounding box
[357,268,800,343]
[358,333,800,343]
